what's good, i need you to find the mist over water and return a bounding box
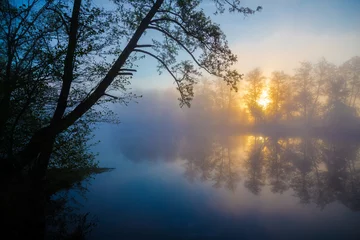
[2,0,360,238]
[77,85,360,239]
[70,57,360,239]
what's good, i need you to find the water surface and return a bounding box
[62,123,360,239]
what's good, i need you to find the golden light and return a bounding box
[257,88,271,109]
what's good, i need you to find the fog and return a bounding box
[109,56,360,137]
[98,85,360,211]
[96,56,360,168]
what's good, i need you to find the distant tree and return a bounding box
[267,71,291,123]
[293,61,315,125]
[340,56,360,109]
[310,58,336,122]
[322,60,358,129]
[244,68,265,124]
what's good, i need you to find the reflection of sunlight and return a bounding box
[257,88,271,109]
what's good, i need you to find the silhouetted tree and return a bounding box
[244,68,265,124]
[1,0,261,177]
[309,58,334,123]
[341,56,360,109]
[267,71,291,123]
[293,62,315,126]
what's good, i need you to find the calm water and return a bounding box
[53,122,360,240]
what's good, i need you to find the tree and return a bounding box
[0,1,102,172]
[1,0,261,177]
[293,61,315,125]
[244,68,265,123]
[267,71,291,123]
[340,56,360,109]
[321,59,359,129]
[309,58,334,123]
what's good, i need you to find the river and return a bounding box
[49,121,360,239]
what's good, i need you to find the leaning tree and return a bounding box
[0,0,261,178]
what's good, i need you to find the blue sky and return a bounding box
[129,0,360,89]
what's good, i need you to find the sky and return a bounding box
[129,0,360,90]
[15,0,360,90]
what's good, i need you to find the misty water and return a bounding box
[49,90,360,240]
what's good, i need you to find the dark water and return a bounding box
[53,122,360,240]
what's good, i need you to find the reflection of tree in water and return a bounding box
[244,136,265,195]
[320,140,360,210]
[179,134,360,211]
[181,135,216,183]
[1,169,101,239]
[181,134,241,191]
[212,141,239,191]
[284,137,360,210]
[289,137,319,205]
[264,138,293,194]
[117,123,360,211]
[45,179,98,239]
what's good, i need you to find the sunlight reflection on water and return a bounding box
[74,125,360,239]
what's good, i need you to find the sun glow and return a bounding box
[257,88,271,109]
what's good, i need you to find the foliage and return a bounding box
[0,0,261,173]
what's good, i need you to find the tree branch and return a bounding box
[51,0,82,124]
[157,10,186,23]
[146,25,213,75]
[149,17,215,54]
[15,0,54,44]
[117,72,133,76]
[135,44,154,48]
[119,68,137,72]
[46,6,70,35]
[103,93,125,100]
[58,0,164,133]
[133,49,186,102]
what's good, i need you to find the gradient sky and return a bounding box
[16,0,360,90]
[129,0,360,90]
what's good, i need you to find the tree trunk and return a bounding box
[2,0,165,176]
[0,81,12,137]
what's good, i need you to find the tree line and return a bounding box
[186,56,360,132]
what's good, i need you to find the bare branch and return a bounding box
[103,93,125,100]
[119,68,137,72]
[117,72,133,76]
[135,44,154,48]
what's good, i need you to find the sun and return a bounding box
[257,88,271,109]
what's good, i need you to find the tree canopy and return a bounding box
[0,0,261,175]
